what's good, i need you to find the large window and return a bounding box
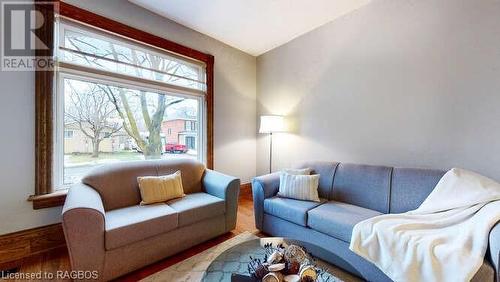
[52,17,208,189]
[32,3,213,208]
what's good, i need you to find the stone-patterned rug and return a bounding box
[140,232,362,282]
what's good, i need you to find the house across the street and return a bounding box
[64,123,131,154]
[161,116,197,150]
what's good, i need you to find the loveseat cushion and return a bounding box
[167,192,225,227]
[83,161,158,211]
[308,201,382,242]
[105,204,178,250]
[157,159,205,194]
[264,197,327,226]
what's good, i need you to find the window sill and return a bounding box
[28,190,67,210]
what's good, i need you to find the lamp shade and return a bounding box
[259,115,285,133]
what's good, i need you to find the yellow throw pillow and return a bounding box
[137,171,184,205]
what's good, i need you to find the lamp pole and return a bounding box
[269,132,273,174]
[259,115,284,174]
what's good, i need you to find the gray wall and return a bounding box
[0,0,256,235]
[257,0,500,181]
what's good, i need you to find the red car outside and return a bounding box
[165,143,188,153]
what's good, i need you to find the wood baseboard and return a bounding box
[0,224,65,267]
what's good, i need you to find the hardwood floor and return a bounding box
[1,191,258,282]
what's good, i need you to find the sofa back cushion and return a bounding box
[82,161,158,211]
[390,168,446,213]
[294,161,339,199]
[157,159,205,194]
[332,163,392,213]
[82,159,205,211]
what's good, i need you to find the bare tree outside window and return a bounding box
[64,29,196,158]
[65,80,122,158]
[101,86,183,158]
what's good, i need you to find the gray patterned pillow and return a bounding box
[278,172,320,202]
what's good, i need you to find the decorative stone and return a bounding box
[268,263,286,272]
[254,264,269,279]
[299,265,317,281]
[301,276,315,282]
[283,274,301,282]
[285,261,300,275]
[267,250,284,264]
[262,272,284,282]
[284,245,307,264]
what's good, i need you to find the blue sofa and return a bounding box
[252,161,499,282]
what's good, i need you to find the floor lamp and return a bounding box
[259,115,285,174]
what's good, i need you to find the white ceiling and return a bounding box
[129,0,372,56]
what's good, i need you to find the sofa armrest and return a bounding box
[251,173,280,230]
[62,183,106,279]
[203,169,240,232]
[489,221,500,282]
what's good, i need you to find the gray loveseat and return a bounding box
[252,161,499,282]
[62,159,240,281]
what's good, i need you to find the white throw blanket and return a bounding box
[349,168,500,282]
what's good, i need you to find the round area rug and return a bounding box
[140,232,361,282]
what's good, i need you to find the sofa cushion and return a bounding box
[390,168,446,213]
[307,201,382,243]
[157,159,205,194]
[105,204,178,250]
[264,197,327,226]
[294,161,339,199]
[83,161,158,211]
[331,163,392,213]
[167,192,225,227]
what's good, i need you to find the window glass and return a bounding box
[53,18,207,189]
[59,21,205,91]
[60,77,201,186]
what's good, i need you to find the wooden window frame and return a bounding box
[30,1,214,209]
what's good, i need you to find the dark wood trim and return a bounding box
[0,224,65,266]
[34,1,55,197]
[34,2,215,206]
[58,2,212,64]
[29,190,67,210]
[206,57,214,169]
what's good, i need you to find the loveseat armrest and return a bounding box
[203,169,240,231]
[489,221,500,282]
[62,183,106,279]
[251,173,280,230]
